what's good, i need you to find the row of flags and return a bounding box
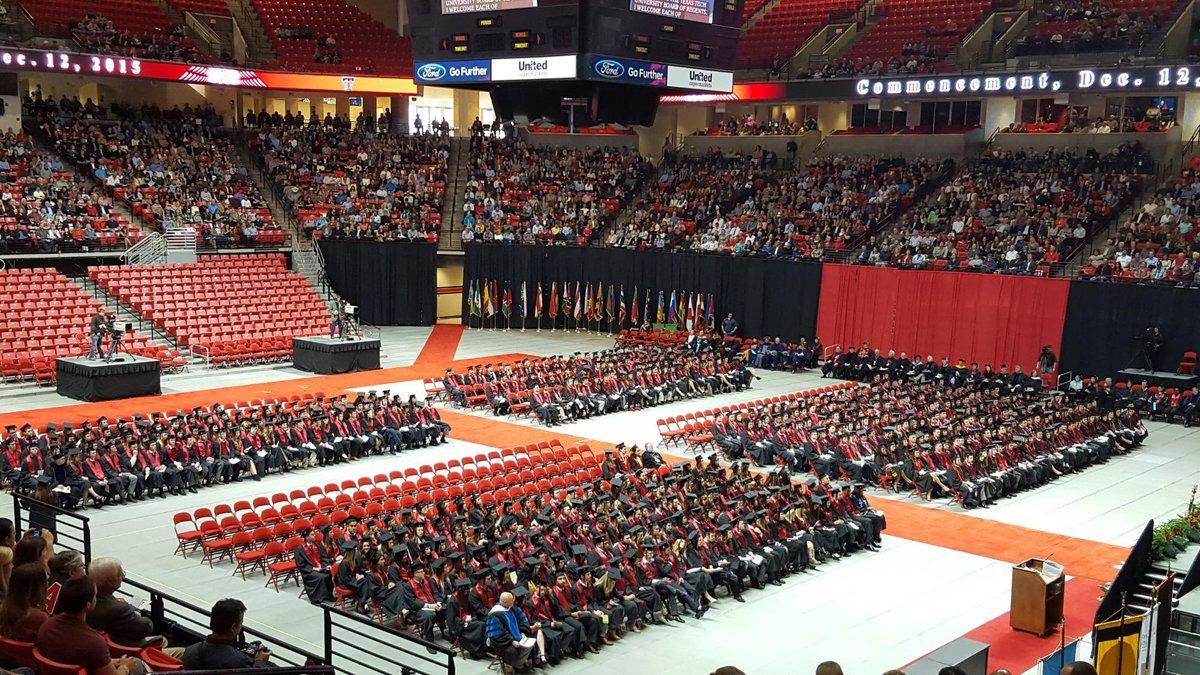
[466,279,715,330]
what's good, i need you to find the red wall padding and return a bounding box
[815,264,1070,371]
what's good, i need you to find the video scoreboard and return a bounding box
[406,0,741,92]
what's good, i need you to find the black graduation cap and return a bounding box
[622,549,637,560]
[4,426,15,433]
[512,585,531,599]
[627,525,643,536]
[570,545,587,557]
[377,531,394,544]
[522,556,542,567]
[811,495,827,505]
[686,530,699,542]
[431,558,447,572]
[496,537,514,548]
[611,476,625,489]
[492,562,512,574]
[453,578,472,590]
[717,523,732,533]
[36,475,53,487]
[338,540,357,552]
[45,423,58,432]
[391,544,407,555]
[606,567,622,580]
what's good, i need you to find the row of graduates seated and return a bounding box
[289,449,885,672]
[0,392,450,509]
[707,366,1147,509]
[1064,374,1198,427]
[440,345,757,426]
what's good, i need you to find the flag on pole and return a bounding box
[677,290,686,329]
[667,290,678,326]
[656,291,665,324]
[627,287,635,326]
[695,293,704,328]
[706,293,714,327]
[482,279,493,316]
[549,282,558,318]
[535,282,544,318]
[502,283,512,320]
[607,285,615,323]
[574,282,583,321]
[563,281,572,318]
[685,292,694,331]
[494,281,500,318]
[644,291,651,327]
[467,280,479,317]
[519,282,527,319]
[593,284,603,321]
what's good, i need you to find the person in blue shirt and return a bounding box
[721,313,737,339]
[484,592,534,675]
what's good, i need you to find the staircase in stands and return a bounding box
[224,0,278,65]
[439,138,470,251]
[292,248,338,309]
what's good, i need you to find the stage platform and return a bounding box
[1116,368,1199,388]
[292,336,381,374]
[56,355,162,402]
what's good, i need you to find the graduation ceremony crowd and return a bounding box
[710,342,1148,508]
[287,440,886,674]
[440,344,756,426]
[1,391,450,509]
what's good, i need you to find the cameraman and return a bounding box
[181,599,277,670]
[1037,345,1057,374]
[88,310,106,360]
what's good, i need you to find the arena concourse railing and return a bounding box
[321,604,457,675]
[11,492,92,562]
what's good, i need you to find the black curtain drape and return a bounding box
[319,241,437,326]
[462,246,822,341]
[1060,281,1200,377]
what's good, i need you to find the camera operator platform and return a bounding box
[292,296,380,375]
[1118,326,1200,388]
[57,313,161,402]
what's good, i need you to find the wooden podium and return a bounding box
[1010,558,1065,635]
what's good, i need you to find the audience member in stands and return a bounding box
[815,661,844,675]
[12,531,52,574]
[87,558,158,648]
[48,550,87,607]
[0,548,10,601]
[1061,663,1098,675]
[0,563,50,641]
[36,576,145,675]
[181,598,277,670]
[0,519,14,551]
[71,14,201,64]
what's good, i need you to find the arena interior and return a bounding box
[0,1,1197,674]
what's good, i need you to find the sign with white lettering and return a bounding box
[666,65,733,92]
[851,66,1200,98]
[490,54,578,81]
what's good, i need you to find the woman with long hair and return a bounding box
[0,563,49,641]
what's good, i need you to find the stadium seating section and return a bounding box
[841,0,991,73]
[0,134,146,253]
[462,140,648,245]
[43,114,287,249]
[737,0,863,69]
[252,0,414,76]
[250,128,446,242]
[88,255,331,366]
[0,268,178,383]
[19,0,203,62]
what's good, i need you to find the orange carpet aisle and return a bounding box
[414,325,465,365]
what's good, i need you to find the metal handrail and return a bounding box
[118,577,326,669]
[11,492,92,562]
[321,604,455,675]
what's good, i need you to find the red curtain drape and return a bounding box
[815,264,1070,371]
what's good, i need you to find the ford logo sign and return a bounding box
[594,60,625,79]
[418,64,447,81]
